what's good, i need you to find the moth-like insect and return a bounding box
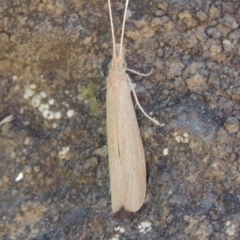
[106,0,159,213]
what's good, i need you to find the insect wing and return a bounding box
[106,71,146,213]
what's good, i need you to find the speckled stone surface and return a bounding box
[1,0,240,239]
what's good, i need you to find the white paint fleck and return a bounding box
[40,91,47,98]
[114,226,125,233]
[15,172,23,181]
[174,132,189,143]
[54,112,62,119]
[163,148,169,155]
[138,221,152,234]
[226,223,236,236]
[53,123,58,128]
[226,221,231,226]
[30,94,42,108]
[114,227,120,231]
[183,132,189,138]
[113,226,125,239]
[48,98,55,105]
[175,135,183,143]
[42,109,55,120]
[67,109,75,118]
[38,103,49,112]
[24,88,35,99]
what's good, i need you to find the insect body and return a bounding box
[106,0,159,213]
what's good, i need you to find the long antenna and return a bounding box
[108,0,116,55]
[119,0,130,55]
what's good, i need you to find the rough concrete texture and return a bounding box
[1,0,240,239]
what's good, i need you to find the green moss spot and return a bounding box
[82,83,100,114]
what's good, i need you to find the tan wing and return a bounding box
[117,73,146,212]
[106,71,127,213]
[106,71,146,213]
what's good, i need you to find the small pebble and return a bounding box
[163,148,169,155]
[67,109,75,118]
[54,112,62,119]
[40,91,47,98]
[48,98,55,105]
[15,172,23,181]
